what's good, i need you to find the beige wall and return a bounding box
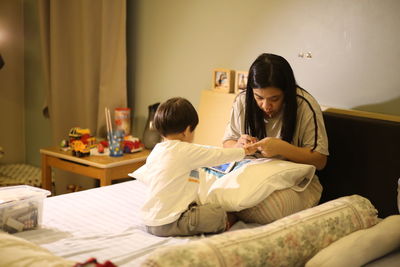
[128,0,400,137]
[1,0,399,167]
[0,0,25,164]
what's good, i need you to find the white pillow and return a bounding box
[199,158,316,211]
[306,215,400,267]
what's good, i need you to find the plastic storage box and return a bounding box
[0,185,51,233]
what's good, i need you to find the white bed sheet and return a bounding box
[14,181,198,266]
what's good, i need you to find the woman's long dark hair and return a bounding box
[244,53,298,142]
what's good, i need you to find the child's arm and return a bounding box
[186,142,256,169]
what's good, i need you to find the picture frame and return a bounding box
[212,68,234,93]
[234,70,248,94]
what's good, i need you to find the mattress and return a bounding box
[14,180,201,266]
[11,180,399,266]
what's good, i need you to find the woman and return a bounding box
[223,53,329,170]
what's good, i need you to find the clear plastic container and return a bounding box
[0,185,51,233]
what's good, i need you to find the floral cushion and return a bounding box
[141,195,379,267]
[0,232,75,267]
[235,176,322,224]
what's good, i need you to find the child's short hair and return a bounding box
[154,97,199,137]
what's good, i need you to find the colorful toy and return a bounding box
[69,127,96,157]
[60,139,69,148]
[123,135,143,153]
[97,143,105,153]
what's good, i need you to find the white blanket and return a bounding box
[14,181,193,266]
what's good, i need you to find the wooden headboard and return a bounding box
[318,108,400,218]
[195,90,400,218]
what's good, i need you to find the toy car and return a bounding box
[69,127,96,157]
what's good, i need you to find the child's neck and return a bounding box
[163,134,185,142]
[163,127,194,143]
[163,133,191,143]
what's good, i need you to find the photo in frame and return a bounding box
[234,71,248,94]
[212,68,234,93]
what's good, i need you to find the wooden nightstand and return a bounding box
[40,147,150,191]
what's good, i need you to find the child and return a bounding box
[131,97,256,237]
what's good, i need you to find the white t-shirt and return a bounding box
[223,88,329,156]
[131,140,245,226]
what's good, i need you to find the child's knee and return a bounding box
[185,204,227,234]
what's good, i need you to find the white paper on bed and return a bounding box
[198,158,316,211]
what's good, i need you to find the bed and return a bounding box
[2,90,400,267]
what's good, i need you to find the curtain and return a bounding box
[37,0,127,194]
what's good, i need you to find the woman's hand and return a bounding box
[235,134,258,148]
[249,137,327,170]
[243,144,258,156]
[252,137,284,157]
